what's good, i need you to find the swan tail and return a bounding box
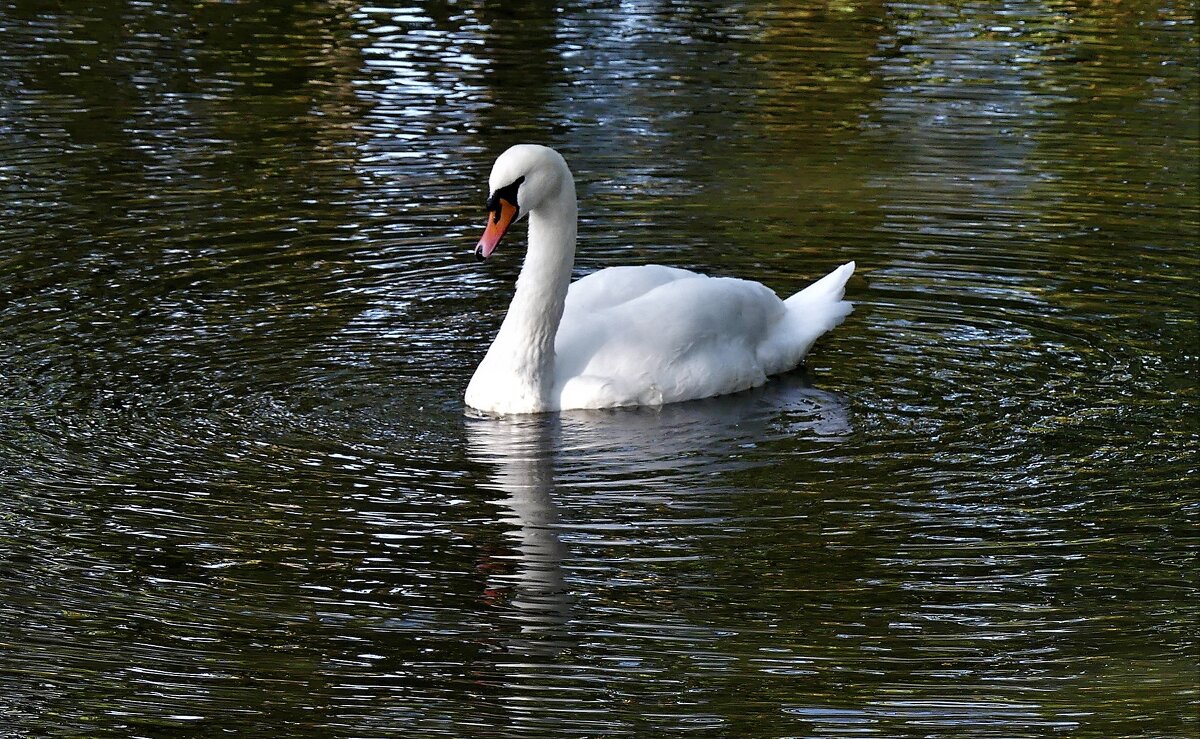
[763,262,855,374]
[785,260,855,322]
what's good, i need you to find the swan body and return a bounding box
[466,144,855,415]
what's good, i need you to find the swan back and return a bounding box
[552,263,854,410]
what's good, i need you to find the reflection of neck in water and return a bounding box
[468,416,571,652]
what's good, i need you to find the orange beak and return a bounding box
[475,198,518,259]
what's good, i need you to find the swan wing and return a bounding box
[555,272,785,409]
[563,264,700,314]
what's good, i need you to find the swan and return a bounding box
[465,144,855,415]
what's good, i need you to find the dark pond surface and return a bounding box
[1,1,1196,736]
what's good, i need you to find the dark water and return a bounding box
[1,1,1196,736]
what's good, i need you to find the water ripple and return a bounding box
[0,0,1196,736]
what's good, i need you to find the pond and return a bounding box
[0,1,1196,736]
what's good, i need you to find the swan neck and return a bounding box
[487,184,577,409]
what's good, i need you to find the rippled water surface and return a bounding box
[1,1,1196,736]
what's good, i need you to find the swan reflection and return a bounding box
[467,413,572,656]
[466,373,851,655]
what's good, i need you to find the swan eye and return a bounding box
[486,175,525,221]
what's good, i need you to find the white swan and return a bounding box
[465,144,855,415]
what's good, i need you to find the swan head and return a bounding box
[475,144,571,259]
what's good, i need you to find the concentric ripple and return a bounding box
[0,1,1195,737]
